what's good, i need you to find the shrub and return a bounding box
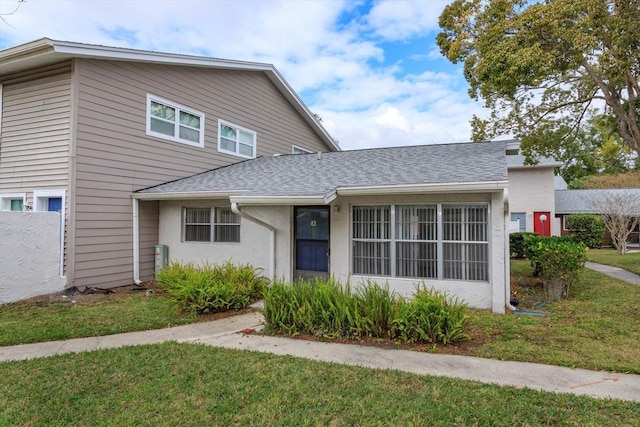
[509,232,538,258]
[523,235,587,301]
[565,214,605,248]
[392,285,469,345]
[262,278,469,345]
[156,261,267,313]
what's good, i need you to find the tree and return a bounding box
[587,191,640,255]
[558,115,637,185]
[437,0,640,161]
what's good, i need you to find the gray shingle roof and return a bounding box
[506,152,561,168]
[137,141,508,198]
[555,189,640,214]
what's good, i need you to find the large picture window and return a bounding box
[218,120,256,158]
[147,95,204,148]
[352,204,489,281]
[183,207,240,243]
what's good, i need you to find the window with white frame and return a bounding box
[292,145,312,154]
[183,207,240,243]
[147,95,204,148]
[352,204,489,281]
[0,193,26,211]
[218,120,256,158]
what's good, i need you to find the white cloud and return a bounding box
[0,0,486,150]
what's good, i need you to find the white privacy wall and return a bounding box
[0,212,67,304]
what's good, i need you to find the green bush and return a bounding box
[565,214,605,248]
[509,232,538,258]
[392,285,469,345]
[156,261,267,313]
[262,278,469,345]
[523,235,587,301]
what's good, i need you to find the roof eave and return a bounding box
[132,191,240,200]
[336,181,509,196]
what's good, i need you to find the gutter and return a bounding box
[132,198,143,286]
[503,188,517,312]
[231,202,276,281]
[336,181,509,196]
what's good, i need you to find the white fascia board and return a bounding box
[229,195,331,206]
[508,162,563,169]
[132,191,239,201]
[336,181,509,196]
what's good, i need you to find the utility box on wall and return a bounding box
[154,245,169,274]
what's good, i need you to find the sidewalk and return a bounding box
[2,311,639,403]
[586,261,640,285]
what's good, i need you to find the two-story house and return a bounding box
[0,38,339,290]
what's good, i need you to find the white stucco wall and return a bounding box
[508,167,559,235]
[0,211,67,304]
[158,201,293,279]
[158,191,508,313]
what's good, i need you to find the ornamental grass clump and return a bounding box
[156,261,267,313]
[523,235,587,301]
[262,278,469,345]
[392,285,469,345]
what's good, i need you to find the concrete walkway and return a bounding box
[586,261,640,285]
[2,311,639,403]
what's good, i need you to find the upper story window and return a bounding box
[218,120,256,159]
[292,145,312,154]
[146,95,204,148]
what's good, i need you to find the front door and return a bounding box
[295,207,329,280]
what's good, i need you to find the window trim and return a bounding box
[0,193,26,211]
[33,189,66,277]
[182,206,241,243]
[146,94,205,148]
[217,119,257,159]
[351,203,490,282]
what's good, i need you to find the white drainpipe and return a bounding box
[132,197,143,285]
[231,202,276,281]
[504,188,516,312]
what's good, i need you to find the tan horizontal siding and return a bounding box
[0,71,71,196]
[71,59,330,288]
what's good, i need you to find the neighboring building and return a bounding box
[0,38,339,289]
[135,141,512,313]
[505,141,562,236]
[555,188,640,247]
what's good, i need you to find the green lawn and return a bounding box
[0,289,201,346]
[468,260,640,373]
[1,342,638,426]
[586,248,640,275]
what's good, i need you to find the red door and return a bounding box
[534,211,551,236]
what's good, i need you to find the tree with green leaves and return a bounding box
[437,0,640,161]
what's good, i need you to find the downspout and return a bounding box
[231,202,276,281]
[132,197,143,286]
[504,188,517,312]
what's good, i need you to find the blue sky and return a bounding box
[0,0,489,150]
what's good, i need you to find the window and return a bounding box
[510,212,526,233]
[218,120,256,158]
[183,207,240,243]
[33,189,66,277]
[0,193,26,211]
[442,205,489,281]
[352,204,489,282]
[292,145,312,154]
[146,95,204,148]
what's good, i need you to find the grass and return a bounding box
[0,287,201,346]
[586,248,640,275]
[469,260,640,373]
[1,342,638,426]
